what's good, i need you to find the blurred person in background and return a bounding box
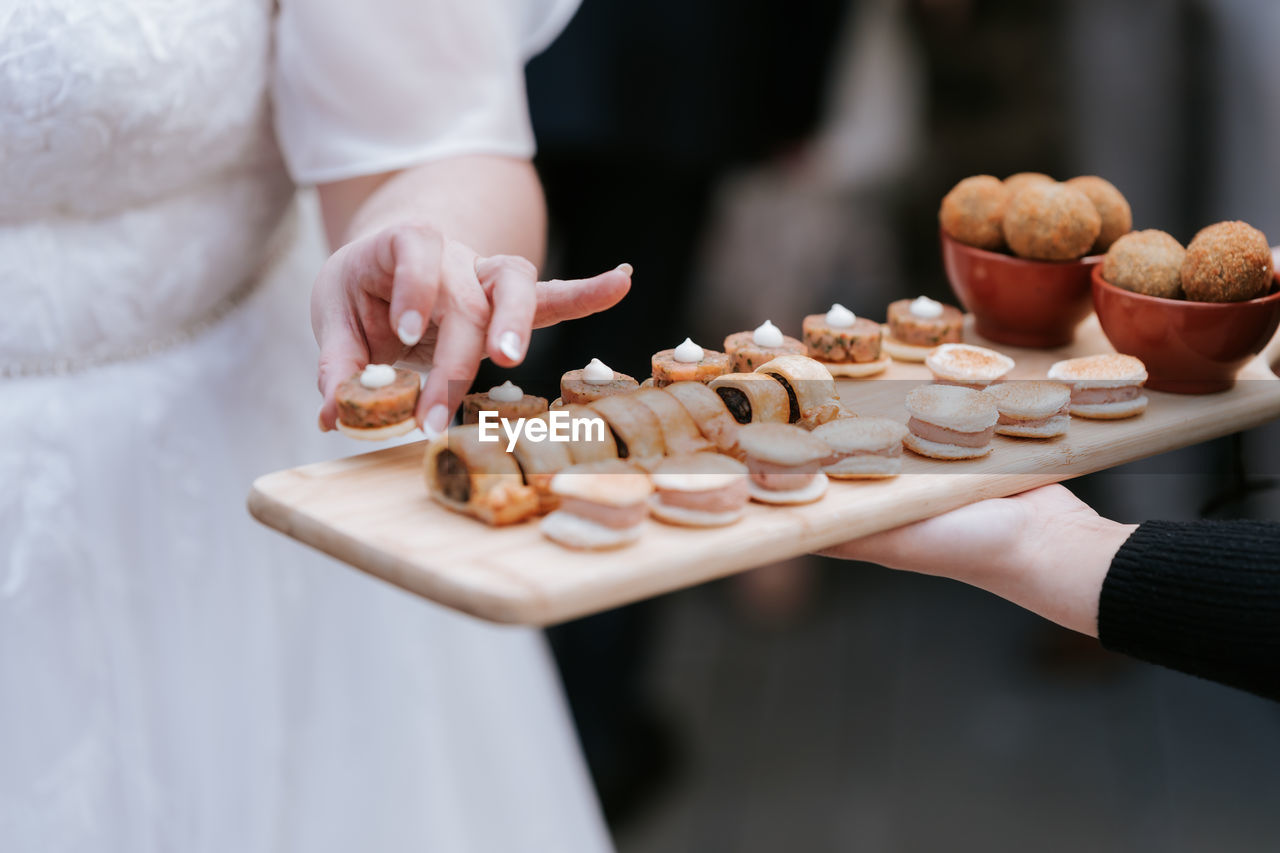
[1,1,626,851]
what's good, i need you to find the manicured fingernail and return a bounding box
[317,405,329,432]
[498,330,523,361]
[615,262,633,276]
[397,310,424,346]
[422,404,448,439]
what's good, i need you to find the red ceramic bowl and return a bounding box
[940,229,1101,348]
[1091,265,1280,393]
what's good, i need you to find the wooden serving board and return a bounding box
[248,316,1280,626]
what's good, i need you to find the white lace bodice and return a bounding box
[0,0,294,369]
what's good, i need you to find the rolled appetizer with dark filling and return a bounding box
[985,381,1071,438]
[802,303,889,377]
[557,404,619,463]
[651,337,732,387]
[903,385,998,460]
[754,354,846,429]
[883,296,964,362]
[723,320,806,372]
[336,364,421,440]
[510,414,574,513]
[925,343,1014,390]
[423,425,540,525]
[662,380,743,458]
[631,388,715,456]
[736,422,831,505]
[560,358,639,406]
[649,453,750,527]
[811,417,909,479]
[1047,354,1148,419]
[587,395,667,472]
[709,373,791,426]
[460,380,548,425]
[540,460,652,549]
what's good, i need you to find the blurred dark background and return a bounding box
[476,1,1280,849]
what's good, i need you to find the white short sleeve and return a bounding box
[273,0,581,185]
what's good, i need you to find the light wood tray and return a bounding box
[248,317,1280,626]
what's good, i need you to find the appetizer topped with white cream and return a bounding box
[903,384,999,460]
[736,422,831,505]
[925,343,1014,389]
[335,364,421,440]
[723,320,806,372]
[460,380,548,425]
[650,337,732,387]
[802,303,889,377]
[883,296,964,362]
[1047,354,1148,419]
[560,358,639,406]
[540,460,652,549]
[649,453,750,527]
[985,381,1071,438]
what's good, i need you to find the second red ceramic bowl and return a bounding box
[940,230,1101,348]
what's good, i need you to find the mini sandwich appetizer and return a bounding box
[540,460,652,549]
[648,453,750,527]
[811,417,908,479]
[651,337,732,387]
[631,388,715,456]
[557,404,619,463]
[903,384,999,460]
[723,320,806,372]
[802,303,889,377]
[510,414,574,513]
[423,425,540,525]
[335,364,420,440]
[460,380,548,425]
[985,381,1071,438]
[1047,354,1148,419]
[662,380,743,457]
[925,343,1014,389]
[709,373,791,425]
[736,422,831,505]
[754,355,846,429]
[882,296,964,362]
[559,358,639,406]
[587,395,667,472]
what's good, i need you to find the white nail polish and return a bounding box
[317,404,328,432]
[421,404,449,439]
[397,310,424,346]
[498,331,523,361]
[615,262,633,276]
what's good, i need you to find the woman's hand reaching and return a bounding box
[312,221,632,436]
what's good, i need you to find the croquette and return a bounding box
[1001,182,1101,261]
[1066,176,1132,253]
[1102,230,1185,299]
[1003,172,1055,197]
[1180,221,1274,302]
[939,175,1008,250]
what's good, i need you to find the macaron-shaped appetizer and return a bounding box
[335,364,421,440]
[736,422,831,505]
[882,296,965,362]
[903,384,999,460]
[754,354,846,429]
[540,460,653,549]
[423,424,540,525]
[811,417,908,479]
[925,343,1014,390]
[651,337,732,387]
[985,381,1071,438]
[1047,354,1148,419]
[559,358,639,406]
[709,373,791,425]
[723,320,806,373]
[648,453,750,528]
[802,303,889,377]
[460,380,548,425]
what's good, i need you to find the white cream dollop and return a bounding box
[673,337,704,363]
[909,296,944,319]
[488,380,523,402]
[359,364,397,389]
[752,320,784,348]
[583,358,615,384]
[824,303,856,327]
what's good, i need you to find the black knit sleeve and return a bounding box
[1098,520,1280,701]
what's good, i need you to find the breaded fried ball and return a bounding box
[939,175,1008,250]
[1003,172,1055,197]
[1102,230,1185,299]
[1066,175,1132,253]
[1180,221,1274,302]
[1002,182,1101,261]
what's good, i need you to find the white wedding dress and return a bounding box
[0,1,611,851]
